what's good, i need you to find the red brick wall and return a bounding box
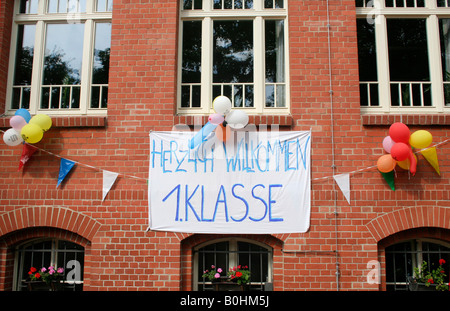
[1,0,450,291]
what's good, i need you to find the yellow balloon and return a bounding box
[397,154,417,170]
[409,130,432,149]
[21,123,43,144]
[29,114,52,132]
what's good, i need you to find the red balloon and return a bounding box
[390,142,410,161]
[389,122,410,143]
[409,151,417,176]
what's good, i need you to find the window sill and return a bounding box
[362,114,450,126]
[0,116,107,129]
[174,115,294,127]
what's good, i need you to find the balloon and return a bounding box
[10,115,27,131]
[382,136,395,153]
[188,121,217,149]
[377,154,397,173]
[208,113,225,125]
[215,123,231,142]
[409,130,432,149]
[213,96,232,115]
[390,142,411,161]
[3,128,23,146]
[21,123,43,144]
[14,108,31,123]
[225,110,249,129]
[409,151,417,176]
[397,154,417,170]
[29,114,52,132]
[389,122,410,143]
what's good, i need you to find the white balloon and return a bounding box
[3,128,23,146]
[225,110,249,129]
[213,96,232,115]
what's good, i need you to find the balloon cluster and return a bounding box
[2,108,52,146]
[189,96,249,149]
[377,122,433,176]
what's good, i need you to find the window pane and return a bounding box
[92,23,111,84]
[42,24,84,109]
[91,23,111,109]
[387,19,429,82]
[265,20,285,83]
[357,19,377,82]
[20,0,38,14]
[14,25,35,87]
[12,25,35,109]
[439,19,450,106]
[43,24,84,85]
[182,21,202,83]
[213,20,253,84]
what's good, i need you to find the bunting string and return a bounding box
[1,129,449,202]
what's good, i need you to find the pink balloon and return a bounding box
[382,136,395,153]
[208,113,225,125]
[10,115,27,131]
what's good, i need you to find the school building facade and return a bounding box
[0,0,450,291]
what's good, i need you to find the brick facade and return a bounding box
[1,0,449,291]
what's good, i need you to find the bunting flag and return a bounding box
[18,143,37,171]
[420,147,440,175]
[102,170,119,201]
[380,170,395,191]
[57,158,76,188]
[333,173,351,204]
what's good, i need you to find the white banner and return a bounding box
[148,130,311,234]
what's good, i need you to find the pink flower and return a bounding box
[57,268,64,273]
[41,267,47,272]
[211,265,215,269]
[217,268,222,273]
[214,273,220,278]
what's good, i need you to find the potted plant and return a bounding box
[202,265,224,282]
[202,264,251,291]
[409,259,449,291]
[26,266,64,291]
[227,265,251,286]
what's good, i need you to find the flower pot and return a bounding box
[25,280,62,291]
[408,282,439,291]
[213,281,250,291]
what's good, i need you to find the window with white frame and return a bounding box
[178,0,289,115]
[7,0,112,116]
[385,239,450,291]
[194,238,273,291]
[14,238,85,291]
[356,0,450,113]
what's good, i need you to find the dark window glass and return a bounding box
[213,20,253,84]
[387,19,429,82]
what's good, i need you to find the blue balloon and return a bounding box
[14,108,31,123]
[189,122,218,149]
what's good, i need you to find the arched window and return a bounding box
[385,239,450,291]
[193,238,273,291]
[14,238,84,291]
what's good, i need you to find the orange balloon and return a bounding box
[215,123,231,142]
[377,154,397,173]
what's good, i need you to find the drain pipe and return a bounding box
[326,0,340,291]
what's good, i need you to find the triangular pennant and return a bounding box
[333,173,351,204]
[420,147,440,175]
[380,170,395,191]
[102,170,119,201]
[18,143,37,171]
[57,158,76,188]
